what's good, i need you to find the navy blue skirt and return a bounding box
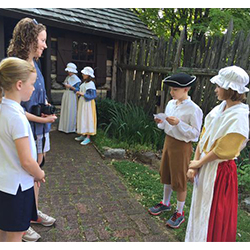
[0,185,37,232]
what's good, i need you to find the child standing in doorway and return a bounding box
[148,73,203,229]
[0,57,45,242]
[58,62,81,133]
[75,67,97,145]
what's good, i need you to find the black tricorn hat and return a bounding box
[163,72,196,88]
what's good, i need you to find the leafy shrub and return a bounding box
[96,98,165,150]
[236,145,250,195]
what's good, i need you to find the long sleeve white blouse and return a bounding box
[158,97,203,143]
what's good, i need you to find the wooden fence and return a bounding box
[114,20,250,116]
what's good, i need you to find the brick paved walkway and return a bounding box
[32,130,176,242]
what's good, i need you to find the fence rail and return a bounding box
[114,20,250,116]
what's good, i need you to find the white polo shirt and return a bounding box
[0,98,37,195]
[158,96,203,143]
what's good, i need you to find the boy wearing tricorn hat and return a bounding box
[148,73,203,229]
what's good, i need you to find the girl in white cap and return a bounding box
[185,66,249,242]
[75,67,97,145]
[58,62,81,133]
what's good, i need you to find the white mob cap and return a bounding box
[65,62,78,73]
[81,66,95,78]
[210,65,249,94]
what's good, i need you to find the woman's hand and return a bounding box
[187,169,197,183]
[189,160,202,169]
[41,114,57,123]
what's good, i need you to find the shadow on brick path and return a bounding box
[32,130,177,242]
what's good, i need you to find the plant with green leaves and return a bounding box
[96,99,165,150]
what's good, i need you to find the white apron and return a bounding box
[76,81,96,135]
[58,74,81,133]
[185,101,249,242]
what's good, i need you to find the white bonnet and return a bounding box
[81,67,95,78]
[65,63,78,73]
[210,65,249,94]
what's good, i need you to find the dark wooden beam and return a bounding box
[43,27,52,103]
[0,16,5,60]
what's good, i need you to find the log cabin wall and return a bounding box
[0,8,154,104]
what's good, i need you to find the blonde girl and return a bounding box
[7,17,56,241]
[0,57,45,242]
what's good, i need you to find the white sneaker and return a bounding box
[22,226,41,242]
[31,210,56,227]
[75,135,85,141]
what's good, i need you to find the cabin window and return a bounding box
[72,41,95,64]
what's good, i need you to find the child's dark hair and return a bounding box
[84,76,95,83]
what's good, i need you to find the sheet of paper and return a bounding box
[153,113,167,121]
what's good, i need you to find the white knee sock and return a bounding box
[162,184,172,206]
[177,200,185,214]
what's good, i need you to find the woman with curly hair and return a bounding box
[7,17,56,242]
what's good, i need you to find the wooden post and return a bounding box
[172,28,185,72]
[0,17,5,60]
[156,89,165,113]
[43,27,52,102]
[111,41,119,100]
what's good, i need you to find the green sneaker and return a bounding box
[148,201,171,216]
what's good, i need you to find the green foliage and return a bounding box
[96,98,165,150]
[237,163,250,195]
[93,129,158,154]
[112,160,193,241]
[96,98,124,129]
[236,146,250,195]
[133,8,250,39]
[209,8,250,36]
[237,209,250,242]
[112,160,162,206]
[112,159,250,242]
[92,129,130,153]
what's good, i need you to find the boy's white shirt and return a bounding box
[158,96,203,142]
[0,98,37,195]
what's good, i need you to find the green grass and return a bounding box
[111,160,250,242]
